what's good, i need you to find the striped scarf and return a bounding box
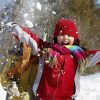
[64,45,86,61]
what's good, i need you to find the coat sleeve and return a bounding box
[11,25,48,55]
[85,50,100,67]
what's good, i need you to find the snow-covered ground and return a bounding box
[78,73,100,100]
[0,83,7,100]
[0,73,100,100]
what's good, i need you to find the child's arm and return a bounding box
[10,24,49,55]
[85,50,100,67]
[86,50,100,56]
[12,25,39,54]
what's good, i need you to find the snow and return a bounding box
[25,20,33,28]
[52,11,56,15]
[0,83,7,100]
[23,13,29,18]
[0,73,100,100]
[77,73,100,100]
[36,2,42,11]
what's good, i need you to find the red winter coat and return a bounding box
[36,44,77,100]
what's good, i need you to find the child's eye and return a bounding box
[68,35,72,37]
[68,35,73,38]
[61,34,65,36]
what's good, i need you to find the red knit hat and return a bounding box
[54,18,79,40]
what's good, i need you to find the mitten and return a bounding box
[5,22,17,32]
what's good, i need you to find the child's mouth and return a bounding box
[62,42,69,45]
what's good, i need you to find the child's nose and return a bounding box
[63,35,69,39]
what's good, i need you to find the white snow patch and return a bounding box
[32,3,35,7]
[25,20,33,28]
[0,83,7,100]
[52,11,56,15]
[23,13,28,18]
[30,8,34,12]
[78,73,100,100]
[36,2,41,11]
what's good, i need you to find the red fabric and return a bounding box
[97,62,100,65]
[54,18,78,40]
[36,44,77,100]
[13,35,19,40]
[86,50,100,56]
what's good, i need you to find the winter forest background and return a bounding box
[0,0,100,100]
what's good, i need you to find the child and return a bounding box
[6,18,100,100]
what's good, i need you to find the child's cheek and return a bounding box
[69,37,74,45]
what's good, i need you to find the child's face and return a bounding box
[57,34,74,45]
